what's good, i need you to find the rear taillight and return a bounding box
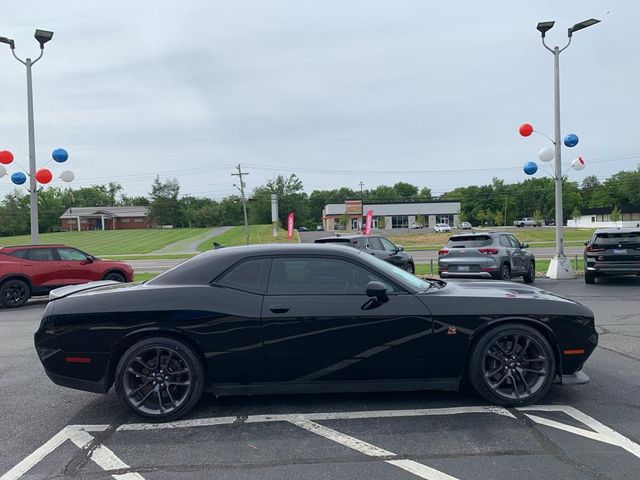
[478,248,499,255]
[586,244,605,253]
[438,249,449,256]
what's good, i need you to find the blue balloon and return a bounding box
[564,134,579,148]
[52,148,69,163]
[523,161,538,175]
[11,172,27,185]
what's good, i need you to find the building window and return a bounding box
[391,216,408,229]
[134,218,144,223]
[437,214,454,225]
[121,218,130,223]
[591,217,595,223]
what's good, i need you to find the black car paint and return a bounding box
[35,244,597,397]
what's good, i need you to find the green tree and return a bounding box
[610,206,622,226]
[532,209,544,226]
[571,206,581,228]
[338,214,349,228]
[149,176,181,226]
[393,182,418,199]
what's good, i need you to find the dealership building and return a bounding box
[322,199,461,231]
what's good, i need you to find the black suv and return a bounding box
[584,228,640,284]
[314,234,415,273]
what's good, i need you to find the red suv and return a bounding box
[0,244,134,308]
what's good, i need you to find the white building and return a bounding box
[567,205,640,228]
[322,199,461,231]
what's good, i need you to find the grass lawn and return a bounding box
[132,272,160,282]
[0,229,209,256]
[415,257,585,277]
[388,227,594,250]
[198,225,299,251]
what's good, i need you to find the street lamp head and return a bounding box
[34,29,53,48]
[536,21,555,38]
[0,36,15,49]
[568,18,600,37]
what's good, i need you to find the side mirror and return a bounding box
[366,281,388,301]
[84,256,94,264]
[396,245,405,252]
[521,243,529,249]
[584,241,589,246]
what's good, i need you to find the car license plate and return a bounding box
[458,265,470,272]
[613,249,627,254]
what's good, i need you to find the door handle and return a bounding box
[269,305,290,314]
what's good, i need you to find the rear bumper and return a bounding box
[44,369,108,393]
[586,263,640,274]
[439,271,493,278]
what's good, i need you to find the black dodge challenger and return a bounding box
[35,244,598,421]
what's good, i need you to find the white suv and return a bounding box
[434,223,452,233]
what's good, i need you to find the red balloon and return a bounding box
[35,168,53,184]
[519,123,534,137]
[0,150,14,165]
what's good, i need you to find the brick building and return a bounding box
[59,206,151,231]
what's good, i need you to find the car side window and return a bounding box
[215,257,270,294]
[26,248,56,261]
[379,238,397,253]
[267,257,396,295]
[57,248,88,261]
[499,236,511,248]
[8,249,28,259]
[367,237,383,250]
[508,235,521,248]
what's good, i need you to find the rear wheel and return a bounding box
[585,270,596,284]
[104,271,125,282]
[468,324,556,406]
[497,264,511,281]
[0,279,30,308]
[523,261,535,284]
[115,337,205,421]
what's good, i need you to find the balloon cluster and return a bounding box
[0,148,74,186]
[518,123,585,176]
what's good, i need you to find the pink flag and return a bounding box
[364,210,373,235]
[287,212,294,240]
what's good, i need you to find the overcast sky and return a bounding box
[1,1,638,200]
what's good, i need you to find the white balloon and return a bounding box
[0,165,6,178]
[537,146,555,162]
[60,170,75,182]
[571,157,586,171]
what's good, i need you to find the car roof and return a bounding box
[0,244,67,251]
[594,228,640,234]
[315,234,367,240]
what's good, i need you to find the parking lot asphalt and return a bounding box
[1,277,639,480]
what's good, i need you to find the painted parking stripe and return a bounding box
[290,418,460,480]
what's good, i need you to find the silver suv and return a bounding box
[584,228,640,284]
[438,232,535,282]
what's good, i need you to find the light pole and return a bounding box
[535,18,600,279]
[0,29,54,244]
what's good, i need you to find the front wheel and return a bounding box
[115,337,205,421]
[0,279,31,308]
[104,272,125,282]
[404,263,415,274]
[468,324,556,406]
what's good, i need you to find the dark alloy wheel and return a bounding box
[404,263,415,274]
[104,272,125,282]
[115,337,204,420]
[523,261,535,284]
[585,270,596,284]
[498,264,511,281]
[0,279,30,308]
[468,324,555,406]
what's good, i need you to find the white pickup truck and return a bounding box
[513,217,540,227]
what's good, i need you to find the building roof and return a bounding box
[324,200,461,216]
[59,206,149,219]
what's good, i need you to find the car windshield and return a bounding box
[357,251,436,291]
[447,235,492,248]
[593,231,640,246]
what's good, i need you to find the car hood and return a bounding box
[431,280,576,303]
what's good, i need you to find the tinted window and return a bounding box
[499,236,511,247]
[268,257,395,295]
[367,237,383,250]
[27,249,55,261]
[216,258,270,294]
[57,248,88,261]
[447,235,492,248]
[379,237,397,253]
[8,249,28,259]
[594,231,640,246]
[507,235,521,248]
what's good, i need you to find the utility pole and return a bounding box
[358,181,364,199]
[232,164,250,245]
[504,196,508,227]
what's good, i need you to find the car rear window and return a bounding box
[215,257,271,294]
[447,235,492,248]
[593,231,640,246]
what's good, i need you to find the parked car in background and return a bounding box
[314,234,415,273]
[316,225,324,231]
[410,223,424,229]
[583,228,640,284]
[434,223,452,233]
[298,226,309,232]
[438,232,535,282]
[458,221,472,230]
[514,218,540,227]
[0,244,134,308]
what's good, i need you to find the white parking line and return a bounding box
[291,418,460,480]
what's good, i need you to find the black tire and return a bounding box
[0,279,31,308]
[404,263,415,274]
[523,261,535,284]
[468,323,556,406]
[104,271,125,282]
[497,264,511,281]
[585,270,596,284]
[114,337,205,421]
